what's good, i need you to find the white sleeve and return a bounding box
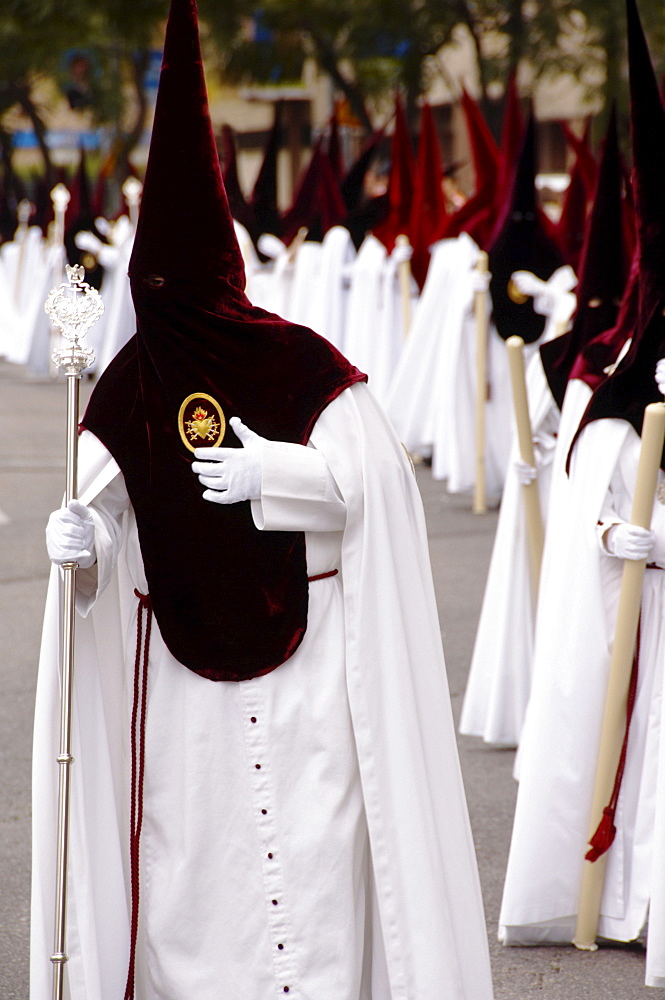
[596,459,632,554]
[75,472,130,616]
[250,439,346,532]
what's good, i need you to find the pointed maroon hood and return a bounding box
[128,0,246,298]
[409,102,447,289]
[541,107,629,408]
[220,123,256,236]
[326,103,344,181]
[82,0,365,682]
[493,73,525,228]
[569,0,665,468]
[373,94,416,252]
[552,123,595,271]
[435,88,500,247]
[488,114,565,342]
[280,140,347,244]
[250,102,282,240]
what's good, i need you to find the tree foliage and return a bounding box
[0,0,169,178]
[200,0,665,133]
[0,0,664,175]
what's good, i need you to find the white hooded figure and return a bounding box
[343,236,414,405]
[75,215,136,375]
[0,245,20,359]
[1,225,65,371]
[386,231,513,501]
[460,266,577,746]
[305,225,355,352]
[499,374,665,988]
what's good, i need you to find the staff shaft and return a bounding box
[51,372,82,1000]
[473,252,489,514]
[506,336,544,593]
[395,234,412,338]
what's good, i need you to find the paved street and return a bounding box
[0,357,656,999]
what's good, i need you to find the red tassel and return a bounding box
[585,807,617,862]
[584,616,642,864]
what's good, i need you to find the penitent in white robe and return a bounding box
[459,351,559,746]
[499,418,665,988]
[31,382,494,1000]
[385,233,515,502]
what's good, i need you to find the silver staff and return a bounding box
[45,264,104,1000]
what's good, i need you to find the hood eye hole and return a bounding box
[145,274,165,289]
[587,297,602,308]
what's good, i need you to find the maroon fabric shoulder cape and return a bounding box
[82,290,365,682]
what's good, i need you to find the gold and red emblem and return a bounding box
[178,392,226,452]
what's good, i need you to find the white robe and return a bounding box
[306,226,355,352]
[343,236,408,405]
[91,217,137,376]
[499,417,665,988]
[385,233,513,501]
[31,382,493,1000]
[460,281,579,747]
[459,352,559,746]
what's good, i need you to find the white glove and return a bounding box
[511,269,548,299]
[514,458,537,485]
[391,242,413,265]
[192,417,264,505]
[604,522,655,561]
[257,233,287,260]
[74,231,103,255]
[46,499,96,568]
[471,269,491,293]
[75,230,121,268]
[655,359,665,396]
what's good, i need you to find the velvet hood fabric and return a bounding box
[373,94,416,253]
[435,88,500,248]
[569,0,665,468]
[488,115,565,343]
[541,108,628,409]
[81,0,365,681]
[409,102,447,290]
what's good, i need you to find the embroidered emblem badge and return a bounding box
[178,393,226,452]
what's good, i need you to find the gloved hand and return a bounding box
[603,522,655,561]
[46,499,96,568]
[655,358,665,396]
[75,230,120,269]
[471,269,491,293]
[510,266,577,325]
[257,233,287,260]
[511,269,548,300]
[391,241,414,265]
[192,416,264,505]
[514,458,537,485]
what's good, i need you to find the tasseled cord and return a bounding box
[124,590,153,1000]
[585,617,641,862]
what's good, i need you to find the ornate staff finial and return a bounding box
[122,176,143,229]
[46,264,104,375]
